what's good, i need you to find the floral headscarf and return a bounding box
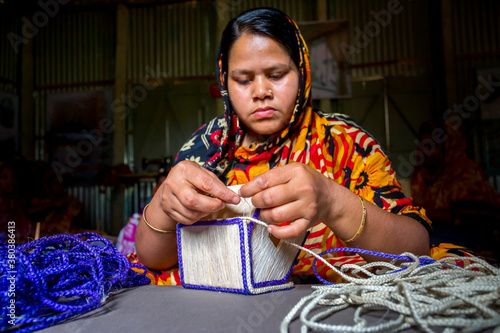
[175,13,313,181]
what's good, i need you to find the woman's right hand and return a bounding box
[159,160,240,225]
[136,161,239,270]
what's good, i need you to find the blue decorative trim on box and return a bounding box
[237,217,250,294]
[181,218,241,227]
[178,217,244,289]
[178,217,252,294]
[178,209,302,295]
[247,224,310,289]
[176,223,186,289]
[182,283,248,295]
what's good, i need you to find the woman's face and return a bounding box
[227,33,299,145]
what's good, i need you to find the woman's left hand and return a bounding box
[239,163,340,239]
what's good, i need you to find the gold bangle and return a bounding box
[142,203,176,234]
[344,195,366,243]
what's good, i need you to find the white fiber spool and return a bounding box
[177,185,307,295]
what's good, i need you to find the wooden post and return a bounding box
[317,0,328,26]
[441,0,457,108]
[111,4,129,235]
[214,0,231,116]
[317,0,333,113]
[113,3,129,166]
[20,34,35,159]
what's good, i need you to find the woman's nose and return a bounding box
[252,77,272,100]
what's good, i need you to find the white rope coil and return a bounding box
[279,249,500,332]
[240,217,500,333]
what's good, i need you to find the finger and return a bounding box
[186,165,240,205]
[166,207,205,225]
[239,166,292,198]
[162,189,215,224]
[258,199,303,224]
[160,180,224,221]
[172,184,228,213]
[250,183,299,210]
[267,218,310,240]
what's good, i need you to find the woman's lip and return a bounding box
[252,107,276,118]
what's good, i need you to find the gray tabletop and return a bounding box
[34,284,435,333]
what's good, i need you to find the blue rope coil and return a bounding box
[0,233,151,333]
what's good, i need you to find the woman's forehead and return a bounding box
[227,33,293,70]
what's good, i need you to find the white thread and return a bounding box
[200,185,256,221]
[241,214,297,294]
[180,224,244,289]
[180,212,305,293]
[240,196,252,218]
[251,222,306,283]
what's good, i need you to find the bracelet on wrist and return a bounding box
[344,195,366,243]
[142,203,176,234]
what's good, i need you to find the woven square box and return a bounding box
[177,186,306,295]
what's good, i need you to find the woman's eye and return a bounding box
[234,78,251,85]
[269,72,285,80]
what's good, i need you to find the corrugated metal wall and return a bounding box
[452,0,500,99]
[451,0,500,184]
[2,0,498,232]
[16,0,499,164]
[128,1,217,82]
[68,185,113,232]
[67,180,155,232]
[325,0,499,87]
[30,9,117,231]
[0,10,18,94]
[33,10,116,161]
[34,10,115,88]
[223,0,316,22]
[327,0,432,79]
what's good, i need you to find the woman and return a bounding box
[412,120,500,258]
[412,120,500,223]
[132,8,466,285]
[0,161,32,241]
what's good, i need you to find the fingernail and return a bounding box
[232,196,240,204]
